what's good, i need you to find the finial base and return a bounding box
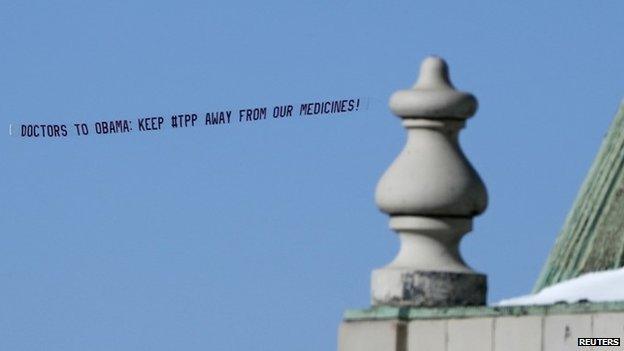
[371,268,486,307]
[371,216,487,307]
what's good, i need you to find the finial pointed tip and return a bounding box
[415,56,453,89]
[422,55,447,66]
[389,56,476,119]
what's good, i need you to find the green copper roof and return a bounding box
[534,102,624,292]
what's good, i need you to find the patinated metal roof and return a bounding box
[534,102,624,292]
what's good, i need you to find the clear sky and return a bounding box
[2,1,624,350]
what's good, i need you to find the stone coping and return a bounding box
[343,301,624,321]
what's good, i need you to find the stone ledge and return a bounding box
[343,301,624,321]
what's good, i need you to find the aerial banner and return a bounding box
[10,97,367,139]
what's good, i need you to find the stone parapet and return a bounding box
[339,302,624,351]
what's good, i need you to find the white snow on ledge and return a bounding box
[497,267,624,306]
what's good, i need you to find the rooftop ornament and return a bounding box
[372,56,488,307]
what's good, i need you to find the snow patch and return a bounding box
[497,267,624,306]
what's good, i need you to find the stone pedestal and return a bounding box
[372,269,486,307]
[371,216,486,307]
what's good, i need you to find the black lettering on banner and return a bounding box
[298,98,362,116]
[171,114,197,128]
[95,120,131,134]
[13,98,364,138]
[273,105,293,118]
[138,117,164,131]
[205,111,231,125]
[74,123,89,136]
[313,103,321,114]
[20,124,69,138]
[299,104,308,115]
[239,108,267,122]
[21,125,34,137]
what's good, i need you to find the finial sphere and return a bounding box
[389,56,477,119]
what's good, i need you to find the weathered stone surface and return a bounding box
[338,320,406,351]
[447,318,493,351]
[339,306,624,351]
[543,314,592,350]
[494,316,542,351]
[407,320,445,351]
[344,301,624,321]
[372,268,486,307]
[592,313,624,339]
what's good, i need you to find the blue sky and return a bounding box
[2,1,624,350]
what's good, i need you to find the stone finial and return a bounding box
[371,56,488,307]
[389,57,478,120]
